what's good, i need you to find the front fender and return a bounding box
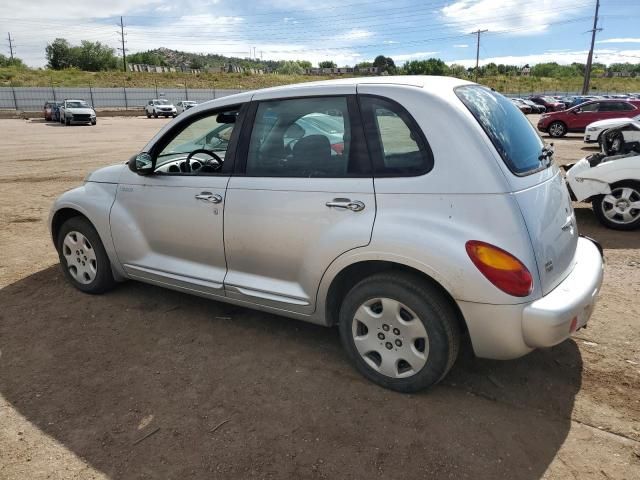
[49,182,125,280]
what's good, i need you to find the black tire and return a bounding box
[592,180,640,231]
[548,121,567,138]
[338,272,460,393]
[65,117,71,126]
[153,111,158,118]
[146,111,151,118]
[56,216,116,294]
[91,119,96,125]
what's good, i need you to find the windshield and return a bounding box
[66,101,88,108]
[456,86,546,175]
[154,100,169,105]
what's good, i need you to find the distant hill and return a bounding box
[127,47,284,71]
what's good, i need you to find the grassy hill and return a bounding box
[1,66,640,94]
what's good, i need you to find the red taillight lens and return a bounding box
[465,240,533,297]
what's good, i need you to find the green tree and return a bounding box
[277,60,304,75]
[319,60,337,68]
[74,41,118,71]
[404,58,449,75]
[46,38,74,70]
[0,53,24,68]
[356,61,373,69]
[373,55,396,73]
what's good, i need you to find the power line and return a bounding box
[471,29,488,82]
[582,0,602,94]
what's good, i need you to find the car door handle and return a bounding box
[195,192,223,204]
[325,198,365,212]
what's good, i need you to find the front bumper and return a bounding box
[457,237,604,360]
[583,131,600,143]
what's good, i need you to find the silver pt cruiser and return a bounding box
[50,77,604,392]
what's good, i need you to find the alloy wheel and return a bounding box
[601,186,640,225]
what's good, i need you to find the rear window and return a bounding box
[456,86,545,175]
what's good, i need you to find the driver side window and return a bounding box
[155,109,238,175]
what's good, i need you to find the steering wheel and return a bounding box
[185,149,223,173]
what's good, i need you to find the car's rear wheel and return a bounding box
[548,121,567,138]
[56,217,116,293]
[338,272,460,393]
[592,180,640,230]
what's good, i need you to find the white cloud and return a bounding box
[338,29,373,41]
[441,0,590,35]
[453,44,469,48]
[448,49,640,68]
[597,38,640,44]
[383,40,399,45]
[393,51,440,63]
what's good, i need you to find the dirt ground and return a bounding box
[0,115,638,480]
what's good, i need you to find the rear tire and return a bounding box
[548,121,567,138]
[592,180,640,230]
[56,217,116,294]
[338,272,460,393]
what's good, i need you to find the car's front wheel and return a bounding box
[57,217,116,293]
[339,272,460,393]
[153,111,158,118]
[592,180,640,230]
[548,121,567,138]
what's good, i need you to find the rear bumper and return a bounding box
[457,237,604,360]
[522,237,603,348]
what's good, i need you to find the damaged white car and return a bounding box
[566,123,640,230]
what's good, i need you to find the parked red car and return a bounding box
[529,95,565,112]
[537,99,640,138]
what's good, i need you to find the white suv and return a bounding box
[49,77,604,392]
[145,99,177,118]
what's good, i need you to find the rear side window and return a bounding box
[359,96,432,176]
[245,96,369,177]
[456,86,545,176]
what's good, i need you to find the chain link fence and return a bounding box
[0,86,246,111]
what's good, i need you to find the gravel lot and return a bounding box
[0,115,638,479]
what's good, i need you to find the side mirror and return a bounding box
[128,152,154,175]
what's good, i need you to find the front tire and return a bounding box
[56,217,116,294]
[592,180,640,230]
[153,111,158,118]
[338,272,460,393]
[548,121,567,138]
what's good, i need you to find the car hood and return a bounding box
[587,117,638,129]
[155,104,175,109]
[66,107,95,115]
[85,164,126,184]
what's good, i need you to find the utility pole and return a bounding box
[471,29,488,83]
[582,0,601,95]
[119,16,127,72]
[7,32,15,60]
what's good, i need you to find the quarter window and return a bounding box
[245,96,362,177]
[360,96,432,176]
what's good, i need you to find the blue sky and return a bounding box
[1,0,639,68]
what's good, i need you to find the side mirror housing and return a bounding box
[128,152,154,175]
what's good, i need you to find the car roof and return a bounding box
[251,75,473,96]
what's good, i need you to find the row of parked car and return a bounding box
[511,93,640,114]
[43,99,97,125]
[145,99,198,117]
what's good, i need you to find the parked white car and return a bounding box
[177,100,198,114]
[568,123,640,230]
[49,77,604,392]
[145,99,177,118]
[584,114,640,144]
[59,99,97,126]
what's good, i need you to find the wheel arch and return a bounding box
[51,207,91,245]
[322,258,468,336]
